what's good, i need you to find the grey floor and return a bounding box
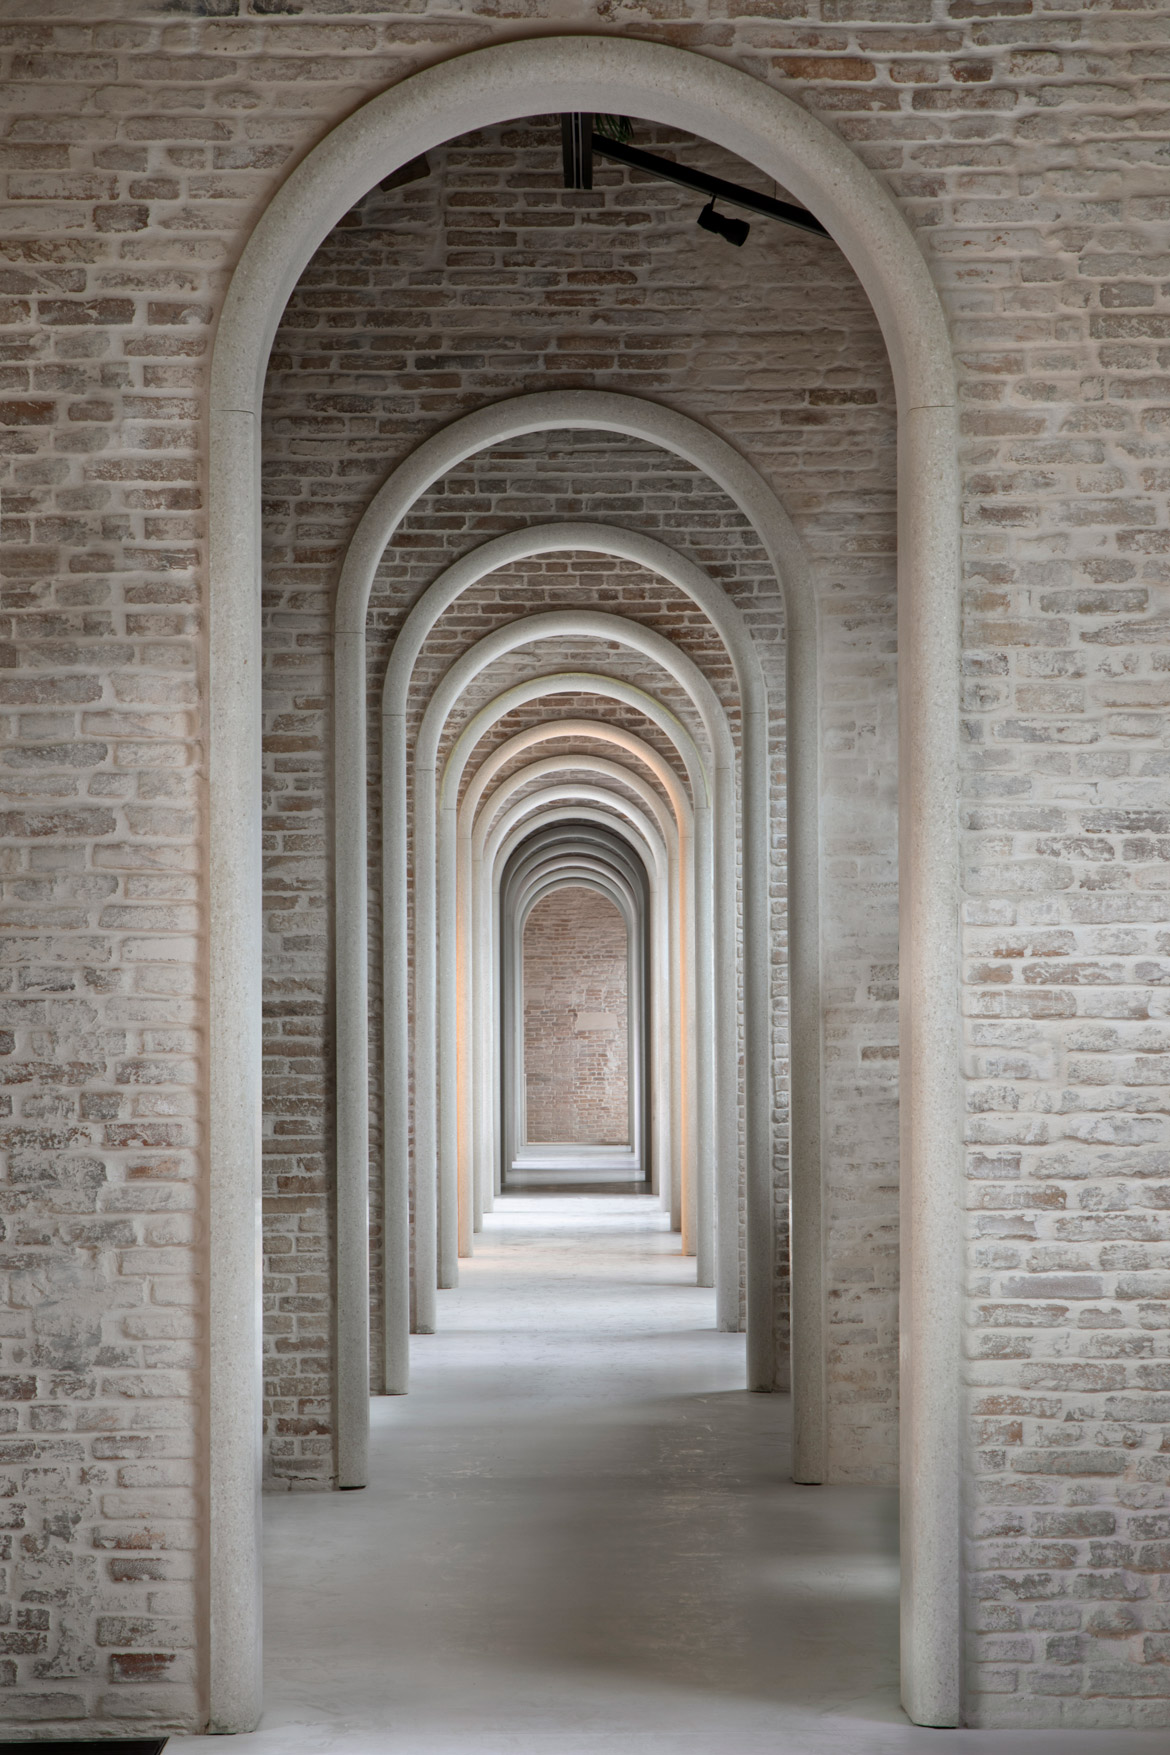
[182,1195,1161,1753]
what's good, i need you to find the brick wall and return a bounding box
[0,0,1167,1731]
[522,885,631,1147]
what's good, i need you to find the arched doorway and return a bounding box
[207,35,960,1732]
[508,861,645,1187]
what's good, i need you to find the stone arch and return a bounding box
[337,434,815,1455]
[474,762,677,1220]
[388,665,712,1396]
[208,34,960,1731]
[511,871,643,1177]
[491,808,669,1226]
[458,704,701,1260]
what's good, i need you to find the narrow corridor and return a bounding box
[182,1200,1157,1754]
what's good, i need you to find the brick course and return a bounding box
[262,123,900,1486]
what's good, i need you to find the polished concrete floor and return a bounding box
[182,1195,1161,1753]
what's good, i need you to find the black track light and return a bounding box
[697,198,750,247]
[559,114,829,240]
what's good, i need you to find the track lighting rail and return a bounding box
[562,117,830,240]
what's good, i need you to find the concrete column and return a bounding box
[473,836,496,1221]
[787,591,826,1480]
[385,717,436,1332]
[743,703,777,1388]
[680,830,698,1249]
[665,851,683,1222]
[899,401,963,1729]
[457,817,478,1243]
[381,714,416,1370]
[413,758,456,1290]
[207,404,263,1732]
[713,763,740,1330]
[692,804,714,1286]
[437,794,466,1260]
[334,628,371,1477]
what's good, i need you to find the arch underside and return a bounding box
[508,828,649,1185]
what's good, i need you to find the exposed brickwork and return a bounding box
[367,552,763,1402]
[0,0,1166,1731]
[522,885,630,1147]
[962,425,1170,1721]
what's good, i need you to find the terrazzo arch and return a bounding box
[331,392,819,1436]
[496,811,661,1195]
[445,731,689,1289]
[462,759,674,1225]
[509,870,645,1178]
[360,476,767,1397]
[484,793,668,1183]
[408,592,737,1332]
[460,702,702,1257]
[459,723,694,1237]
[505,854,650,1187]
[208,32,960,1734]
[433,664,714,1361]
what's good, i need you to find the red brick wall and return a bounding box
[522,885,630,1147]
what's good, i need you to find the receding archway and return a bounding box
[517,885,636,1171]
[209,34,960,1733]
[508,848,647,1188]
[406,596,736,1323]
[331,397,822,1479]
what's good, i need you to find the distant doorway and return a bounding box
[512,883,644,1188]
[208,32,961,1731]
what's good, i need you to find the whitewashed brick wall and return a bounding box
[0,0,1166,1731]
[264,127,900,1469]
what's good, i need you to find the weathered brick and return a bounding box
[523,888,630,1145]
